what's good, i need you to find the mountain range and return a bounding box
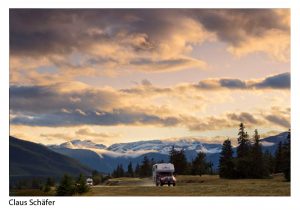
[47,132,289,173]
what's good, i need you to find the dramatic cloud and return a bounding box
[10,9,289,85]
[9,9,290,143]
[122,73,290,95]
[10,69,290,134]
[10,83,121,113]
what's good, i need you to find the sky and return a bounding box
[9,9,290,145]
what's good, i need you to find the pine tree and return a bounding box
[140,156,151,177]
[127,161,134,177]
[282,130,291,181]
[43,177,54,193]
[250,129,266,178]
[237,123,250,158]
[56,174,76,196]
[134,163,140,177]
[263,150,275,175]
[118,164,125,177]
[192,151,208,176]
[219,139,235,178]
[112,164,125,178]
[275,141,284,173]
[75,174,89,195]
[169,147,188,175]
[236,123,251,178]
[92,170,102,185]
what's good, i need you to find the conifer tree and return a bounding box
[75,174,89,195]
[192,151,208,176]
[169,147,188,175]
[263,150,275,175]
[127,161,134,177]
[134,163,140,177]
[236,123,252,178]
[43,177,54,193]
[251,129,265,178]
[140,156,151,177]
[282,130,291,181]
[237,123,250,158]
[219,139,235,178]
[56,174,75,196]
[92,170,102,185]
[275,141,284,173]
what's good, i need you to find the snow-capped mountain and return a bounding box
[50,139,107,150]
[47,132,289,173]
[107,139,222,155]
[49,138,223,158]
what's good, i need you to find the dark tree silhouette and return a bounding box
[140,156,151,177]
[134,163,140,177]
[219,139,235,178]
[250,129,266,178]
[169,146,188,175]
[127,161,134,177]
[236,123,252,178]
[76,174,89,195]
[275,141,284,173]
[191,151,209,176]
[282,130,291,181]
[56,174,75,196]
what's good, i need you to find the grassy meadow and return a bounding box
[87,173,290,196]
[11,174,290,196]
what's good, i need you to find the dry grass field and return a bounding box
[11,174,290,196]
[86,174,290,196]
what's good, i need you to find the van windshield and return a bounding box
[158,172,172,176]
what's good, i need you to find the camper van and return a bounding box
[152,163,176,186]
[86,178,93,186]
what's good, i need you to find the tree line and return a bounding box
[111,123,290,181]
[111,147,213,178]
[219,123,290,181]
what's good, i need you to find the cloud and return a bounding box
[10,78,290,131]
[10,9,210,80]
[191,9,290,61]
[40,133,74,141]
[251,72,290,89]
[227,112,259,124]
[10,83,121,113]
[265,115,290,128]
[196,78,247,89]
[10,9,289,85]
[10,108,180,127]
[193,72,290,90]
[75,127,120,139]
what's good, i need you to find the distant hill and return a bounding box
[10,136,92,178]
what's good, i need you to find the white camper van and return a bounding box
[152,163,176,186]
[86,178,93,186]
